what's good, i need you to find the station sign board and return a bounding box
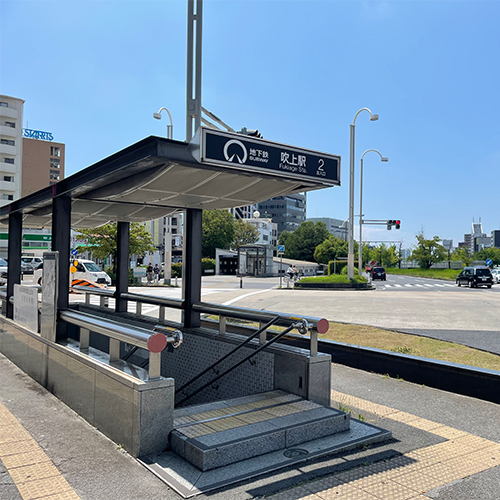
[194,128,340,186]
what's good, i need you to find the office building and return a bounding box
[492,230,500,249]
[258,193,306,235]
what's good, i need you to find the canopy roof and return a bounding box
[1,134,338,229]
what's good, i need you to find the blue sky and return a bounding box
[1,0,499,249]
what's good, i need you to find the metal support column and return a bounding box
[183,208,202,328]
[52,194,71,339]
[6,211,22,319]
[115,221,130,313]
[186,0,203,141]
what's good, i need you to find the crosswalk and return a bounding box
[378,282,497,291]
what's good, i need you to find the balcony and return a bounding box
[0,125,18,138]
[0,180,16,192]
[0,144,17,156]
[0,107,18,120]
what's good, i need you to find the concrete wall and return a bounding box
[0,315,174,458]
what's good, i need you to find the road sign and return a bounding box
[486,258,493,266]
[278,244,285,254]
[71,249,78,256]
[195,128,341,186]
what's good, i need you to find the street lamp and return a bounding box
[348,108,379,279]
[358,149,388,275]
[153,107,174,139]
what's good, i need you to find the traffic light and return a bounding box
[387,219,394,230]
[238,127,263,139]
[395,220,401,230]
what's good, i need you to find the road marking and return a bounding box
[394,284,402,287]
[0,402,81,499]
[223,287,276,306]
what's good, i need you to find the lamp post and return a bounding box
[153,107,174,139]
[348,108,379,279]
[358,149,388,275]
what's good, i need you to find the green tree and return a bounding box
[231,219,259,249]
[313,235,349,264]
[451,247,474,267]
[282,221,330,262]
[76,223,156,273]
[202,210,235,258]
[410,233,447,269]
[473,247,500,266]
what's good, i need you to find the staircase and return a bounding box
[171,390,350,471]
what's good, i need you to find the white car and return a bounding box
[34,259,112,286]
[492,269,500,284]
[0,258,7,284]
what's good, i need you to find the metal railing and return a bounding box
[59,310,183,379]
[71,287,330,356]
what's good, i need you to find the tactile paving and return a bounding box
[360,479,421,500]
[15,475,74,500]
[313,482,379,500]
[0,438,39,457]
[8,461,61,483]
[177,423,214,438]
[1,448,51,470]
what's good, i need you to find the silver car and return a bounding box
[491,269,500,284]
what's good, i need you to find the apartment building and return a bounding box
[0,95,24,205]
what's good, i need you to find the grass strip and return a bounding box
[207,315,500,371]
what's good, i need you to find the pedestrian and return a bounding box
[153,264,160,285]
[146,263,153,284]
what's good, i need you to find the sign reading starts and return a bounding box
[23,129,54,141]
[198,128,340,186]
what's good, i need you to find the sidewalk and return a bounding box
[1,353,499,500]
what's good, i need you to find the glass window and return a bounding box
[50,158,60,169]
[83,262,101,272]
[1,139,15,146]
[50,146,60,157]
[1,194,13,200]
[5,122,15,128]
[49,173,60,180]
[4,158,14,164]
[0,102,8,107]
[3,176,13,182]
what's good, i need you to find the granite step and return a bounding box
[170,390,350,471]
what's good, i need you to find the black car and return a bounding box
[456,267,493,288]
[371,266,386,281]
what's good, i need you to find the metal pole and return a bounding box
[347,124,355,280]
[358,156,364,276]
[279,254,282,288]
[186,0,202,141]
[186,1,194,141]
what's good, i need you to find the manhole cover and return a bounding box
[284,448,309,458]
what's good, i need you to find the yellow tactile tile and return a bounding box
[0,438,39,457]
[205,416,246,432]
[265,404,304,417]
[173,415,196,426]
[386,411,421,424]
[429,426,469,439]
[8,461,61,483]
[390,469,450,493]
[41,491,82,500]
[15,475,74,500]
[0,423,33,444]
[406,417,443,432]
[313,482,379,500]
[235,410,273,424]
[1,448,51,469]
[177,423,214,438]
[360,479,421,500]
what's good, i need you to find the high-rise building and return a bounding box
[0,95,24,205]
[492,230,500,249]
[258,193,306,235]
[22,137,65,196]
[229,204,258,220]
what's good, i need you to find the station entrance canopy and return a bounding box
[0,129,340,227]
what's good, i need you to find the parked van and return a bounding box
[34,259,112,286]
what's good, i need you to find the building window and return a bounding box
[1,139,15,146]
[5,122,15,128]
[1,194,13,200]
[172,218,177,225]
[50,158,60,169]
[263,235,269,241]
[3,176,13,182]
[49,172,60,180]
[50,146,60,157]
[0,102,8,107]
[172,228,177,234]
[4,158,14,164]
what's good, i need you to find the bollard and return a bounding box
[240,276,243,288]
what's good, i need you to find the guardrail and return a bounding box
[59,310,183,379]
